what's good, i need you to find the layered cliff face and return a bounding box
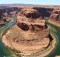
[0,6,54,26]
[17,8,46,31]
[20,8,40,18]
[2,8,52,57]
[50,10,60,25]
[0,7,22,26]
[0,5,60,57]
[0,6,58,56]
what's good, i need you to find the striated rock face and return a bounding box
[0,6,54,26]
[20,9,40,18]
[2,8,51,57]
[50,10,60,24]
[0,7,21,25]
[3,24,50,56]
[17,8,46,32]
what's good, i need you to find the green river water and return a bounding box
[0,18,60,57]
[46,21,60,57]
[0,17,17,57]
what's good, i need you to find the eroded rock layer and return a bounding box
[2,8,51,57]
[50,10,60,24]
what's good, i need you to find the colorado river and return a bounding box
[46,20,60,57]
[0,17,17,57]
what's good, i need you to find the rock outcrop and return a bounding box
[2,8,51,57]
[0,7,22,25]
[20,8,40,18]
[17,8,46,32]
[50,10,60,24]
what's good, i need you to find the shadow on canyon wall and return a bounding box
[0,5,60,25]
[33,7,53,18]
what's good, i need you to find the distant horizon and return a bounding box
[0,3,60,6]
[0,0,60,5]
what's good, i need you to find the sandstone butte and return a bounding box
[2,8,53,56]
